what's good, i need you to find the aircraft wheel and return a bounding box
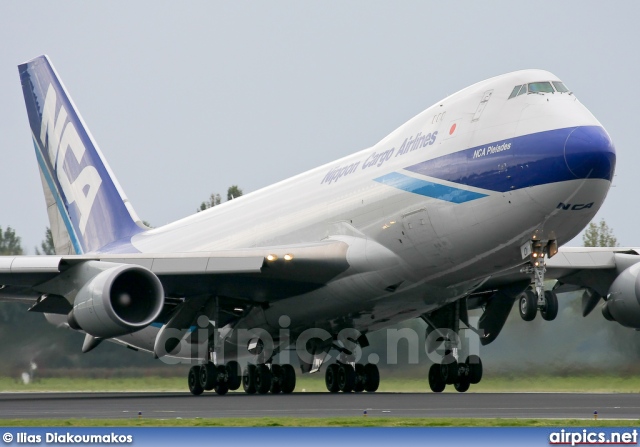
[428,363,445,393]
[325,364,340,393]
[354,364,365,392]
[441,354,458,385]
[281,364,296,394]
[519,289,537,321]
[243,364,257,394]
[255,364,272,394]
[338,364,356,393]
[200,362,217,391]
[454,379,470,393]
[270,365,282,394]
[466,355,483,384]
[188,365,204,396]
[363,363,380,392]
[226,361,241,390]
[541,290,559,321]
[215,379,229,396]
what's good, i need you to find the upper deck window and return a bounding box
[528,81,555,93]
[552,81,570,93]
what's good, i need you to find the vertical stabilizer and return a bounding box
[18,55,144,254]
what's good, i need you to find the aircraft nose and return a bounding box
[564,126,616,181]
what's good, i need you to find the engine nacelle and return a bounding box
[67,262,164,338]
[603,262,640,329]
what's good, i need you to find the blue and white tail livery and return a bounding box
[19,55,144,254]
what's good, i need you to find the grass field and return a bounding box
[2,374,640,393]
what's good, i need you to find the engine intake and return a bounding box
[67,262,164,338]
[602,263,640,329]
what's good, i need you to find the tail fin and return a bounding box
[18,55,144,254]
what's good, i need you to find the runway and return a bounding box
[0,392,638,420]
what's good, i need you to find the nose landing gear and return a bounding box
[519,238,559,322]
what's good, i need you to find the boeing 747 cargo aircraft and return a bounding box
[2,55,633,396]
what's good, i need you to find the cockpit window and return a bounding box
[508,81,569,99]
[509,85,522,99]
[528,81,555,93]
[552,81,570,93]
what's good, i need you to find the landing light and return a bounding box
[284,254,294,261]
[267,254,278,261]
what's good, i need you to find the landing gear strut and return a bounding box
[519,238,559,322]
[422,300,484,393]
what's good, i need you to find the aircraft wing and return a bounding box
[0,239,350,315]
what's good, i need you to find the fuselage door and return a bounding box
[402,208,437,247]
[472,90,493,122]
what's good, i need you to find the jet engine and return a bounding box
[602,262,640,329]
[67,262,164,338]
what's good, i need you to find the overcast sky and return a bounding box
[1,1,638,253]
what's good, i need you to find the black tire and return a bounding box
[215,382,229,395]
[428,363,446,393]
[519,289,537,321]
[325,364,340,393]
[363,363,380,392]
[270,365,282,394]
[243,364,257,394]
[541,290,559,321]
[354,364,365,392]
[226,361,241,391]
[454,379,470,393]
[466,355,483,384]
[188,365,204,396]
[255,364,272,395]
[281,364,296,394]
[337,364,356,393]
[200,362,217,391]
[440,354,458,385]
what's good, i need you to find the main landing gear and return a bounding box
[427,354,483,393]
[324,362,380,393]
[188,360,242,396]
[187,362,298,396]
[422,299,484,393]
[242,363,296,394]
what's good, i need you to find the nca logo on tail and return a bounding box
[40,84,102,235]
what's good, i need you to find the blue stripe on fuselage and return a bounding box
[404,126,615,193]
[374,172,487,203]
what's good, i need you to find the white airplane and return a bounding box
[3,54,632,397]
